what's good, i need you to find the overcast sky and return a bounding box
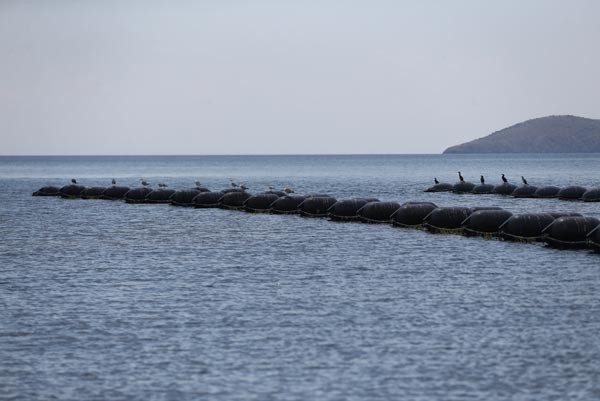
[1,0,599,155]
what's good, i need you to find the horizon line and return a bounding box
[3,152,600,157]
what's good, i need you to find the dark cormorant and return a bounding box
[111,178,116,185]
[521,176,528,185]
[71,178,77,184]
[501,174,508,184]
[434,178,439,184]
[230,180,238,188]
[480,175,485,184]
[458,172,464,182]
[240,183,248,191]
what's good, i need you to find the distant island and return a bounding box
[443,115,600,153]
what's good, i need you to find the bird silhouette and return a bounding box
[434,178,439,184]
[458,172,464,182]
[283,186,294,194]
[480,175,485,184]
[521,176,528,185]
[501,174,508,184]
[230,180,238,188]
[157,182,168,188]
[111,178,116,185]
[195,180,202,188]
[71,178,77,184]
[240,183,248,191]
[140,179,150,187]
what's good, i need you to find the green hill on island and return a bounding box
[443,115,600,153]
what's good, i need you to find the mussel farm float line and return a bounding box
[33,184,600,253]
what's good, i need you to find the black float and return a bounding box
[534,186,561,198]
[219,191,252,210]
[192,192,224,208]
[581,188,600,202]
[124,188,152,203]
[80,187,106,199]
[423,207,472,233]
[171,189,201,207]
[32,186,61,196]
[493,183,517,195]
[271,196,306,214]
[243,193,280,212]
[358,202,401,223]
[425,183,453,192]
[59,184,85,199]
[391,202,438,228]
[543,216,600,249]
[461,209,513,237]
[471,184,495,194]
[298,196,337,217]
[453,182,476,193]
[512,185,538,198]
[145,189,176,203]
[498,214,557,242]
[558,186,587,201]
[100,186,130,200]
[328,199,372,221]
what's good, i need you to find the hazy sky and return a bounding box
[1,0,599,155]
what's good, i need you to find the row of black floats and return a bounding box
[426,181,600,202]
[33,184,600,253]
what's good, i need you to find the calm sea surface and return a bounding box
[1,154,600,401]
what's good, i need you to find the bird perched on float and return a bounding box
[71,178,77,184]
[230,180,238,188]
[157,182,168,188]
[195,180,202,189]
[521,176,528,185]
[111,178,116,185]
[501,174,508,184]
[240,183,248,191]
[480,176,485,184]
[140,179,150,187]
[283,186,294,194]
[458,172,464,182]
[434,178,439,184]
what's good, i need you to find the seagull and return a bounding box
[501,174,508,184]
[71,178,77,184]
[195,180,202,188]
[111,178,116,185]
[480,175,485,185]
[434,178,439,184]
[458,171,464,182]
[240,182,248,191]
[521,176,528,185]
[230,180,238,188]
[140,179,150,187]
[157,182,168,188]
[283,186,294,194]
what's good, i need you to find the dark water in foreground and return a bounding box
[1,154,600,400]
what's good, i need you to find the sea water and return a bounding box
[1,154,599,400]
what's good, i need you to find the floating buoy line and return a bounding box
[32,183,600,254]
